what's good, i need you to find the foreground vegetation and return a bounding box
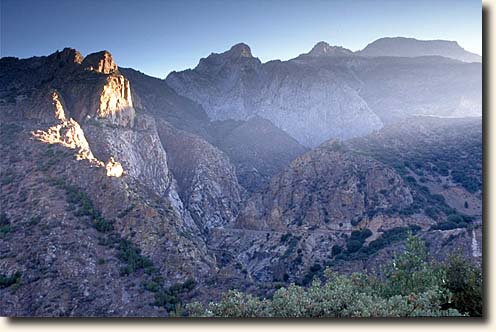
[187,235,482,317]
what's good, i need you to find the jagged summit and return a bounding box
[48,48,84,64]
[191,42,260,74]
[306,41,353,57]
[227,42,253,58]
[82,50,118,74]
[42,48,119,74]
[357,37,482,62]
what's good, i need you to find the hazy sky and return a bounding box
[1,0,482,78]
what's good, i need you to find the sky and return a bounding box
[1,0,482,78]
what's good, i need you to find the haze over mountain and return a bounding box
[356,37,482,62]
[0,37,482,316]
[167,37,481,147]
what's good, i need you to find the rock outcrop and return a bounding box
[0,48,135,127]
[82,50,118,74]
[236,140,413,231]
[154,121,243,233]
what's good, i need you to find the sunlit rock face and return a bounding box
[82,50,118,74]
[97,74,135,127]
[105,157,124,177]
[0,49,135,128]
[32,91,123,177]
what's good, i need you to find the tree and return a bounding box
[185,235,479,317]
[443,254,482,316]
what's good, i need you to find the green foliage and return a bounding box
[46,178,197,314]
[143,280,160,293]
[0,271,21,288]
[280,233,291,243]
[331,244,342,257]
[377,235,446,298]
[346,239,362,253]
[118,239,153,276]
[187,272,460,317]
[335,226,420,262]
[443,254,483,316]
[154,278,197,311]
[432,213,472,231]
[0,212,13,235]
[49,179,115,233]
[187,235,481,317]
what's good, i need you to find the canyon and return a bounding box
[0,38,482,316]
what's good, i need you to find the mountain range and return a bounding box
[166,37,481,147]
[0,36,482,316]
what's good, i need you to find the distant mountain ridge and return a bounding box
[300,41,354,58]
[356,37,481,62]
[166,37,481,147]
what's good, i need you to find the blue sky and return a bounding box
[1,0,481,78]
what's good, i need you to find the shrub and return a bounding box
[280,233,291,243]
[0,271,21,288]
[443,254,482,316]
[118,239,153,275]
[331,245,342,257]
[154,278,197,311]
[447,214,464,224]
[346,239,362,253]
[432,221,458,231]
[187,235,475,317]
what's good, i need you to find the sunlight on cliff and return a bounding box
[32,91,124,177]
[106,157,124,177]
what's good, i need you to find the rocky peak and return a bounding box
[307,41,353,57]
[82,50,118,74]
[195,43,257,71]
[226,43,253,58]
[48,47,84,65]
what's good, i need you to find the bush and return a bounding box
[447,214,464,224]
[331,245,342,257]
[118,239,153,275]
[432,221,458,231]
[432,213,471,231]
[154,278,197,311]
[0,212,12,235]
[0,271,21,288]
[280,233,291,243]
[346,240,362,253]
[188,274,460,317]
[186,235,479,317]
[443,254,482,316]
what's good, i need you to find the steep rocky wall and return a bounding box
[155,120,243,233]
[236,141,413,232]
